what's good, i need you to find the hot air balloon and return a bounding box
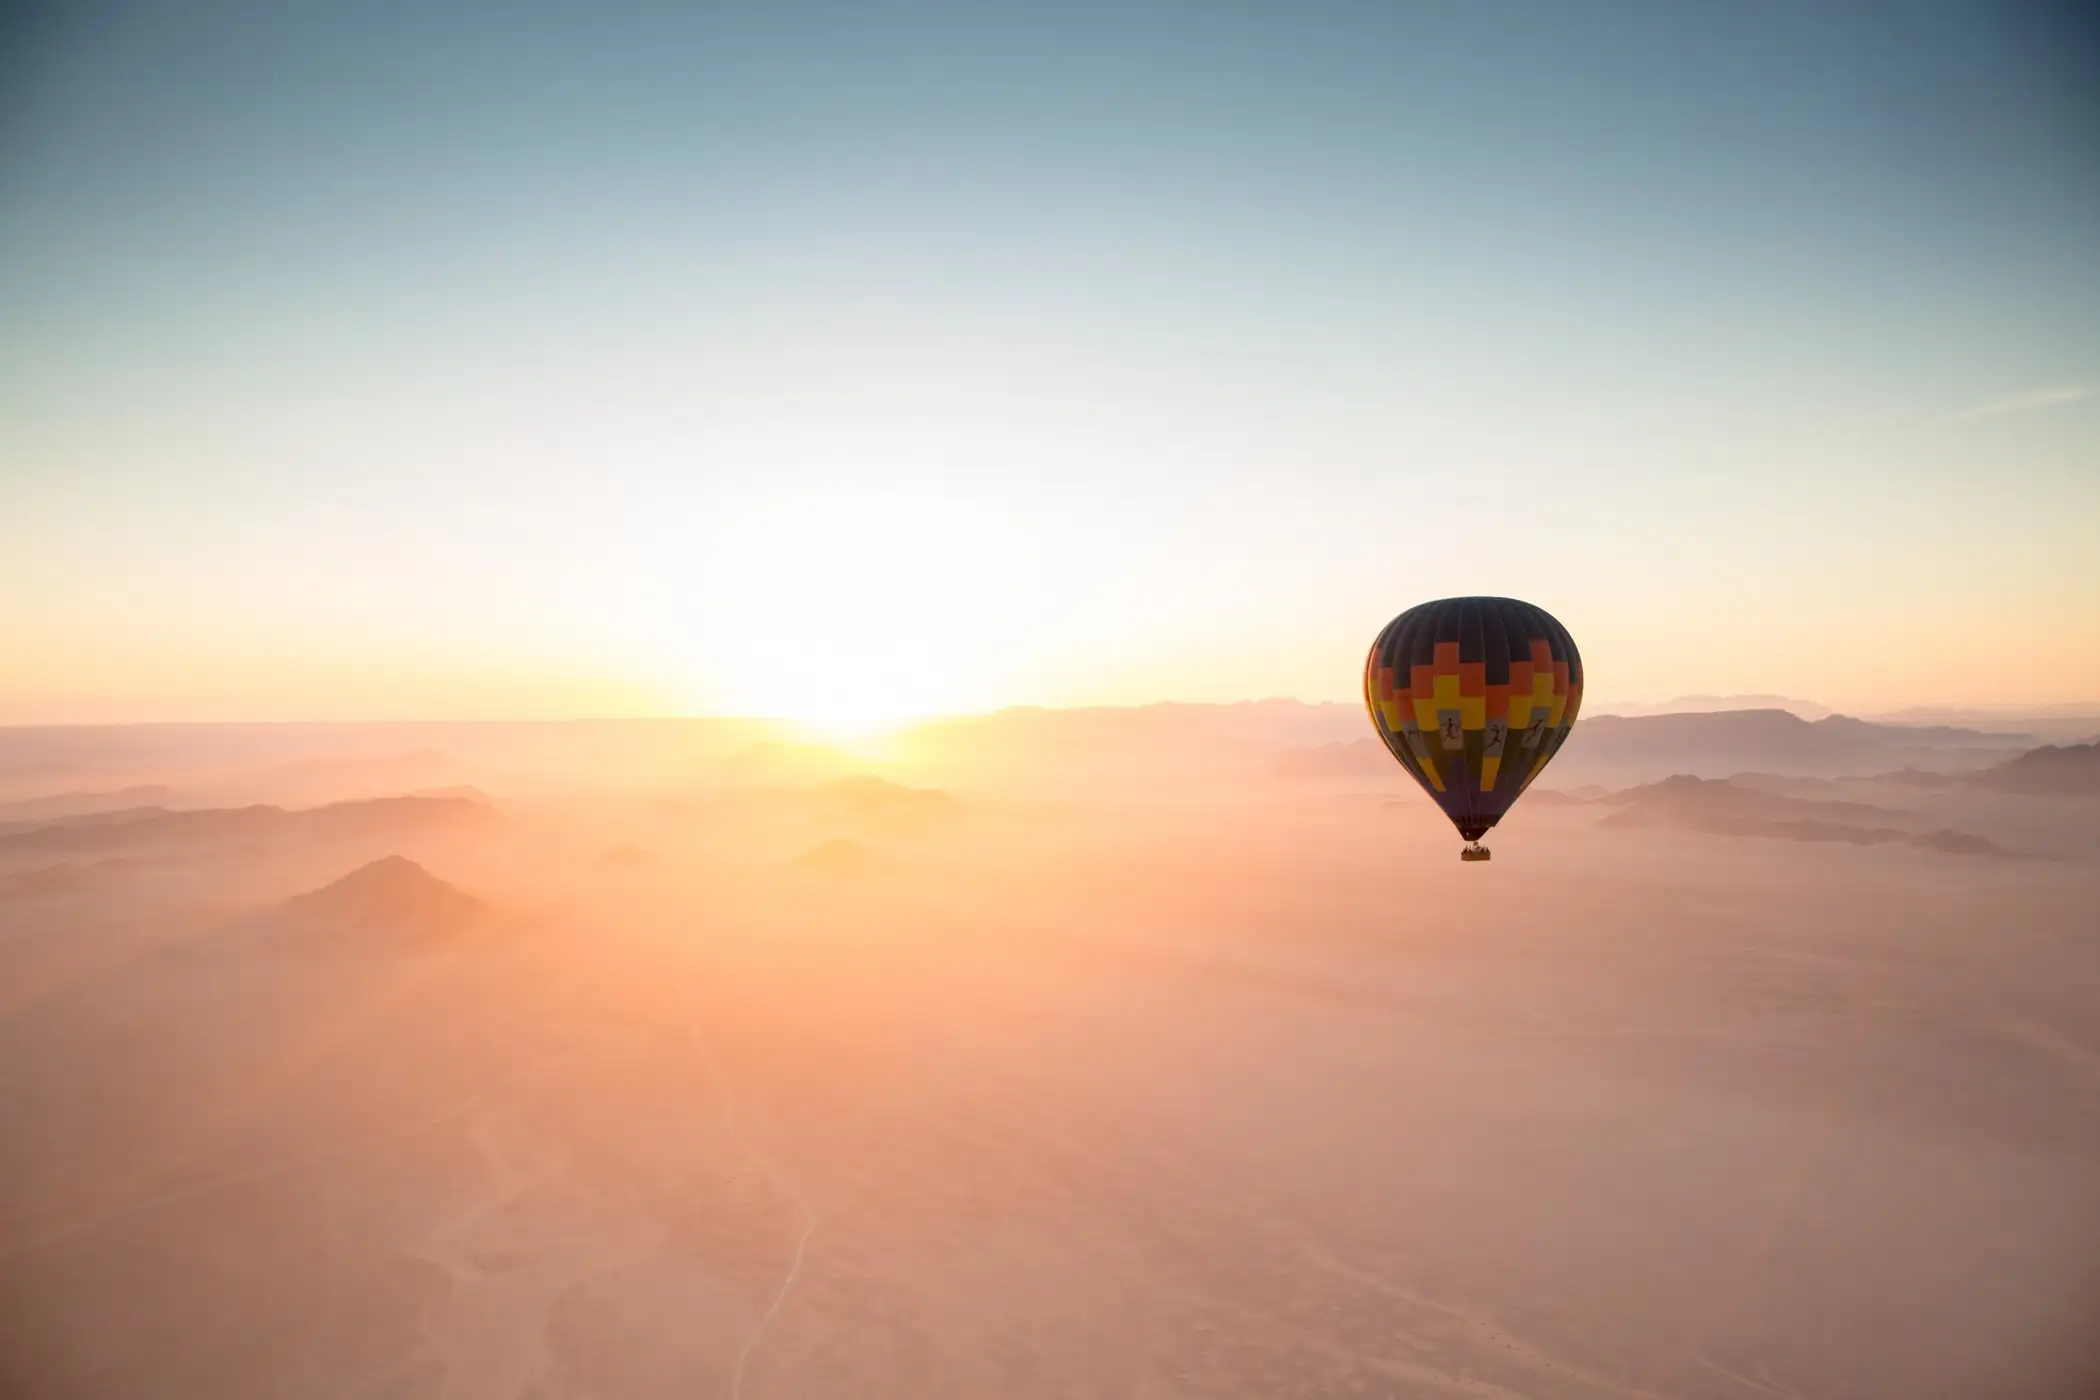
[1363,597,1583,861]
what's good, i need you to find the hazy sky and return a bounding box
[4,1,2097,723]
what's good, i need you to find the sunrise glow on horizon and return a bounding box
[4,4,2096,726]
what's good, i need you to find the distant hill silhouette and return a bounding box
[0,803,180,837]
[1599,776,2011,856]
[1722,769,1962,800]
[704,741,863,786]
[412,784,494,804]
[1519,788,1596,807]
[1969,742,2100,795]
[281,856,486,937]
[239,748,453,803]
[1867,707,2100,741]
[0,794,494,859]
[1907,829,2010,856]
[1867,767,1960,788]
[1597,774,1912,825]
[1576,708,2015,757]
[1278,709,2027,785]
[0,785,174,824]
[1556,710,2025,781]
[802,776,962,834]
[1597,694,1835,720]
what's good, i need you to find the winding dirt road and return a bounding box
[693,1034,818,1400]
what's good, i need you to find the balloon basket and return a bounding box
[1460,843,1491,863]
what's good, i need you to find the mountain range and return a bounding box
[0,795,495,859]
[1967,742,2100,796]
[1279,708,2038,785]
[1594,776,2012,856]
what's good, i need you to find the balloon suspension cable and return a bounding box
[1460,842,1492,863]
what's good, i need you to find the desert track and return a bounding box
[695,1034,819,1400]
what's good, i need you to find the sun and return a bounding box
[668,488,1036,733]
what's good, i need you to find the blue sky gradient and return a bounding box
[3,2,2096,719]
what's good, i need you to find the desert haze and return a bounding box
[1,707,2096,1398]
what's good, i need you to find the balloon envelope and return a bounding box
[1363,597,1584,844]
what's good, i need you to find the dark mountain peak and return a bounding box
[1971,742,2100,795]
[284,855,485,933]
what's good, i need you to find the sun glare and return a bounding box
[672,489,1041,732]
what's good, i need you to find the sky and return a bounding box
[3,0,2097,725]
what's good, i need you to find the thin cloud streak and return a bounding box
[1952,385,2091,420]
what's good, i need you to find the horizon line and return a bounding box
[6,696,2100,732]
